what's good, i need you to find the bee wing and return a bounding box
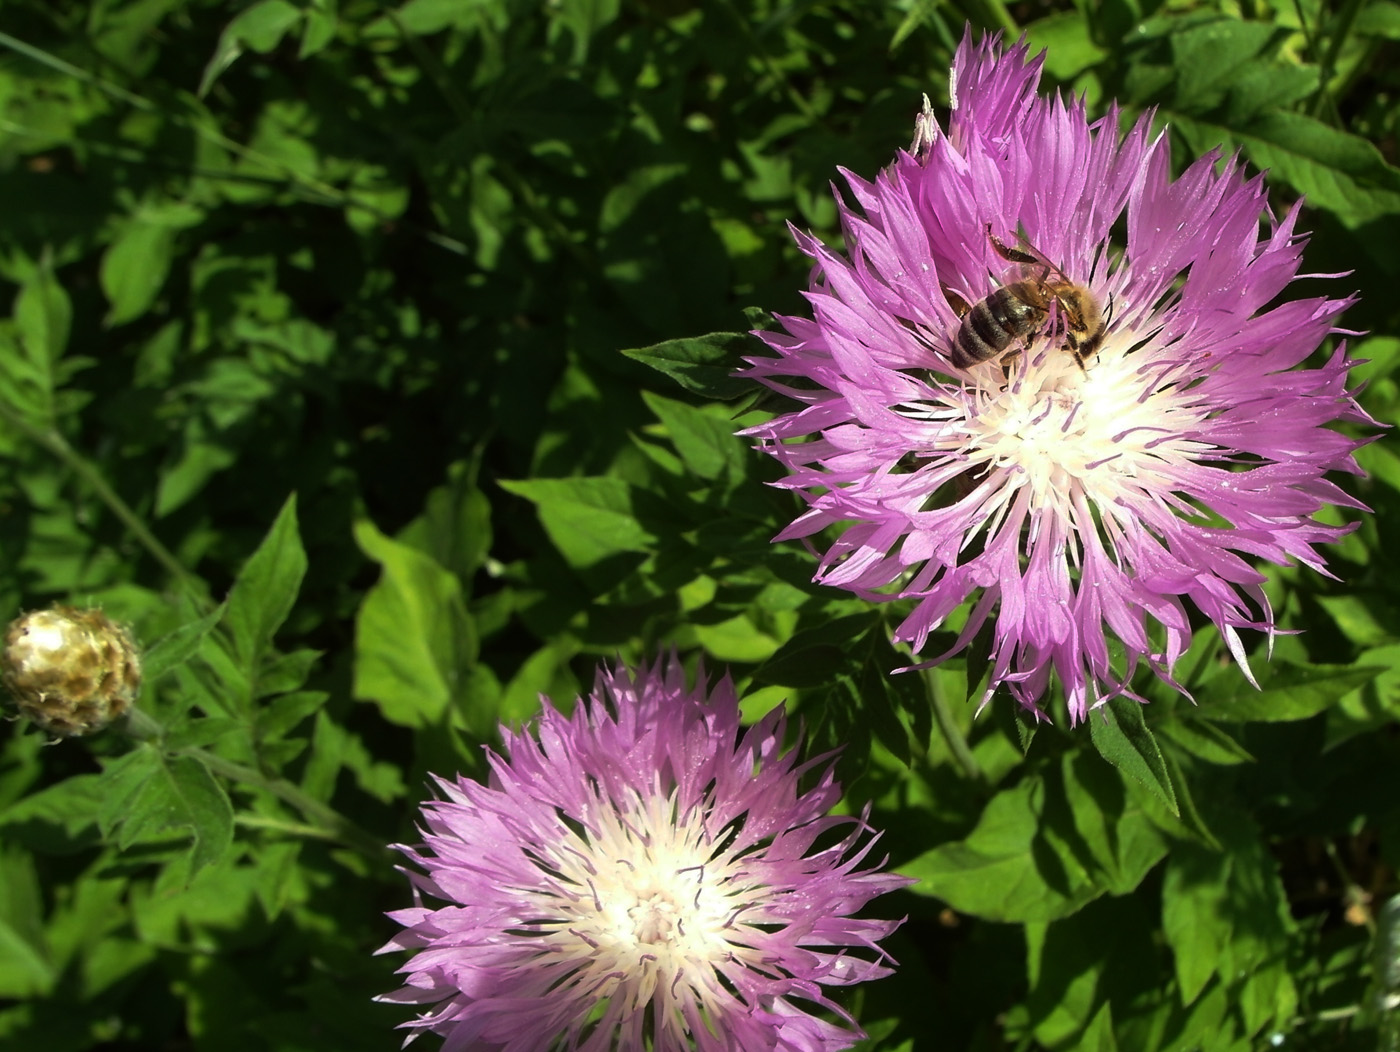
[987,223,1071,283]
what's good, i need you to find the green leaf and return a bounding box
[299,7,339,58]
[1156,718,1254,766]
[621,332,757,401]
[1165,17,1280,114]
[352,518,475,729]
[99,204,204,326]
[1088,698,1178,816]
[0,263,76,428]
[255,690,327,742]
[499,477,656,568]
[258,648,320,695]
[97,749,234,877]
[225,494,307,674]
[902,779,1103,922]
[1355,0,1400,38]
[199,0,305,97]
[0,846,53,997]
[398,459,493,587]
[364,0,483,36]
[641,391,747,483]
[1055,753,1170,896]
[1203,662,1385,722]
[0,775,104,855]
[142,603,226,684]
[753,612,882,688]
[1174,109,1400,226]
[552,0,621,63]
[1162,810,1298,1024]
[162,718,245,751]
[1025,12,1110,79]
[14,265,71,377]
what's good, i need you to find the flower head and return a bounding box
[3,605,142,737]
[380,658,909,1052]
[743,31,1372,723]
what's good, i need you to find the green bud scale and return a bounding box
[2,606,142,737]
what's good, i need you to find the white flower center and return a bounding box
[533,787,759,1015]
[905,328,1207,521]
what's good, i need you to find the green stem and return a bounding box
[0,409,183,583]
[234,813,342,843]
[1311,0,1364,121]
[975,0,1020,37]
[124,706,166,742]
[0,404,202,598]
[193,748,388,861]
[924,668,988,787]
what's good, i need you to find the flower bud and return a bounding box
[2,606,142,737]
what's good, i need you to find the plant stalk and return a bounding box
[924,668,988,787]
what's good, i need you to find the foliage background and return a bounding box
[1,0,1399,1049]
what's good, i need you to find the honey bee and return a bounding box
[945,227,1108,372]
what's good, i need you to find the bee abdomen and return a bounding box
[950,290,1041,369]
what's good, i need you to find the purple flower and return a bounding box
[379,658,910,1052]
[743,31,1372,723]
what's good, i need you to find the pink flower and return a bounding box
[743,31,1371,723]
[380,658,909,1051]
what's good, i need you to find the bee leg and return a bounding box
[986,225,1039,267]
[1000,347,1024,379]
[943,287,971,316]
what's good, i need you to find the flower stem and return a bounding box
[191,748,389,862]
[0,405,201,598]
[924,668,988,788]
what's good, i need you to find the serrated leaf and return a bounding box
[142,603,226,683]
[14,266,71,377]
[99,749,233,876]
[96,749,163,840]
[621,332,757,401]
[1088,698,1178,817]
[1157,718,1254,766]
[1204,662,1385,722]
[2,264,73,427]
[256,690,327,741]
[161,717,245,751]
[1174,109,1400,226]
[225,494,306,674]
[352,518,475,729]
